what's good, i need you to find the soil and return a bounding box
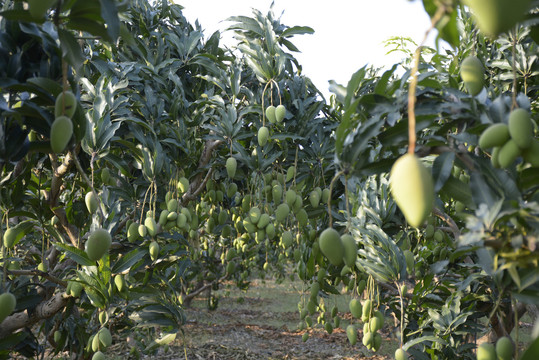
[153,278,394,360]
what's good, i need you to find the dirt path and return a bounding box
[167,278,393,360]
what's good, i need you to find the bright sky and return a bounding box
[176,0,436,98]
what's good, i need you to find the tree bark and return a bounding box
[0,292,71,339]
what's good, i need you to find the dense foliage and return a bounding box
[0,0,538,359]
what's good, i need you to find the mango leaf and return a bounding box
[520,336,539,360]
[54,243,95,267]
[432,151,455,193]
[403,335,448,351]
[57,29,85,72]
[98,0,120,41]
[112,248,147,274]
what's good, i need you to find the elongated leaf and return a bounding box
[98,0,119,41]
[403,335,448,351]
[54,243,95,267]
[432,151,455,193]
[57,29,85,72]
[520,336,539,360]
[112,247,147,274]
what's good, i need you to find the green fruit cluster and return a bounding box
[50,90,77,153]
[89,327,112,353]
[481,109,538,168]
[390,154,434,228]
[476,337,513,360]
[265,104,286,124]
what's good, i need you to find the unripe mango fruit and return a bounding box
[508,108,533,149]
[496,336,513,360]
[460,56,484,96]
[98,327,112,348]
[286,165,295,182]
[258,126,269,146]
[144,217,157,237]
[177,177,189,193]
[341,234,357,268]
[50,116,73,153]
[498,139,521,168]
[349,298,362,318]
[55,90,77,118]
[272,184,283,202]
[149,240,159,261]
[319,228,344,266]
[346,324,357,345]
[281,231,293,248]
[395,348,407,360]
[462,0,531,37]
[85,192,99,214]
[275,203,290,223]
[92,351,106,360]
[389,154,434,228]
[265,105,276,123]
[479,123,510,149]
[114,274,126,292]
[476,343,496,360]
[226,157,237,178]
[523,139,539,167]
[275,104,286,123]
[86,228,112,261]
[0,292,16,324]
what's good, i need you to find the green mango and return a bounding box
[50,116,73,153]
[460,56,484,96]
[258,126,269,146]
[275,104,286,123]
[226,157,237,178]
[462,0,531,37]
[341,234,357,268]
[85,228,111,261]
[85,192,99,214]
[476,343,497,360]
[349,298,362,318]
[346,324,357,345]
[0,292,16,324]
[390,154,433,228]
[54,90,77,118]
[319,228,344,266]
[479,123,510,149]
[508,108,533,149]
[496,336,514,360]
[265,105,276,123]
[498,139,521,168]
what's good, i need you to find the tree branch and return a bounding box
[0,292,71,339]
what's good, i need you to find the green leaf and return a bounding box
[98,0,120,41]
[57,29,85,72]
[112,247,147,274]
[403,335,448,351]
[520,336,539,360]
[54,243,95,267]
[280,26,314,38]
[432,151,455,193]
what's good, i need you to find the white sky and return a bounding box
[176,0,437,98]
